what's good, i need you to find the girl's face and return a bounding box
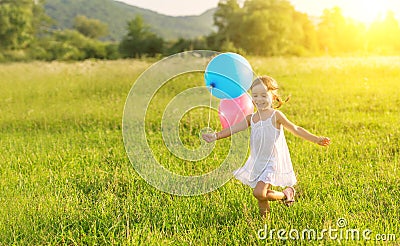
[251,83,272,111]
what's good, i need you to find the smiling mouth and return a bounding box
[256,103,269,110]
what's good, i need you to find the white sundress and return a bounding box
[233,110,297,188]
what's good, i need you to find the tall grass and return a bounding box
[0,57,399,245]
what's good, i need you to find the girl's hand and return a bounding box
[202,133,217,143]
[317,137,331,146]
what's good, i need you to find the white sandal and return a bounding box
[282,187,295,207]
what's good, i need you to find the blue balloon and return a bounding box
[204,52,253,99]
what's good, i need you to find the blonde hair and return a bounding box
[251,75,289,109]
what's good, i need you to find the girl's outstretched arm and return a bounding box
[202,114,252,143]
[275,110,330,146]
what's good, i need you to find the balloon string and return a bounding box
[207,86,213,130]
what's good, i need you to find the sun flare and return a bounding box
[347,0,393,24]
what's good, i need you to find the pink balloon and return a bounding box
[218,93,254,129]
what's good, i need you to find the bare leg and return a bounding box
[265,190,286,201]
[253,182,272,216]
[257,200,270,216]
[253,181,287,216]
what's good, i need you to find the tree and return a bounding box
[39,30,108,61]
[213,0,242,46]
[119,16,164,58]
[209,0,318,56]
[367,11,400,54]
[240,0,298,56]
[73,15,108,39]
[166,37,208,55]
[31,0,52,36]
[143,34,164,57]
[290,11,318,55]
[0,0,34,49]
[317,7,367,55]
[317,7,347,54]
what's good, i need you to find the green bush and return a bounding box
[27,30,117,61]
[0,49,30,62]
[105,43,121,60]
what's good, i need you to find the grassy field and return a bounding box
[0,56,399,245]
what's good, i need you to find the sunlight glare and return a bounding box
[347,0,390,25]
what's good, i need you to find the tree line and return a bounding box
[210,0,400,56]
[1,0,400,62]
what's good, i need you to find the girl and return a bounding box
[202,75,330,217]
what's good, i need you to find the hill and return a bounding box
[44,0,216,41]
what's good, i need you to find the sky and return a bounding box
[119,0,400,24]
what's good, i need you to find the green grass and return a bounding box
[0,57,399,245]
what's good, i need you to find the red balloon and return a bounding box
[218,93,254,129]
